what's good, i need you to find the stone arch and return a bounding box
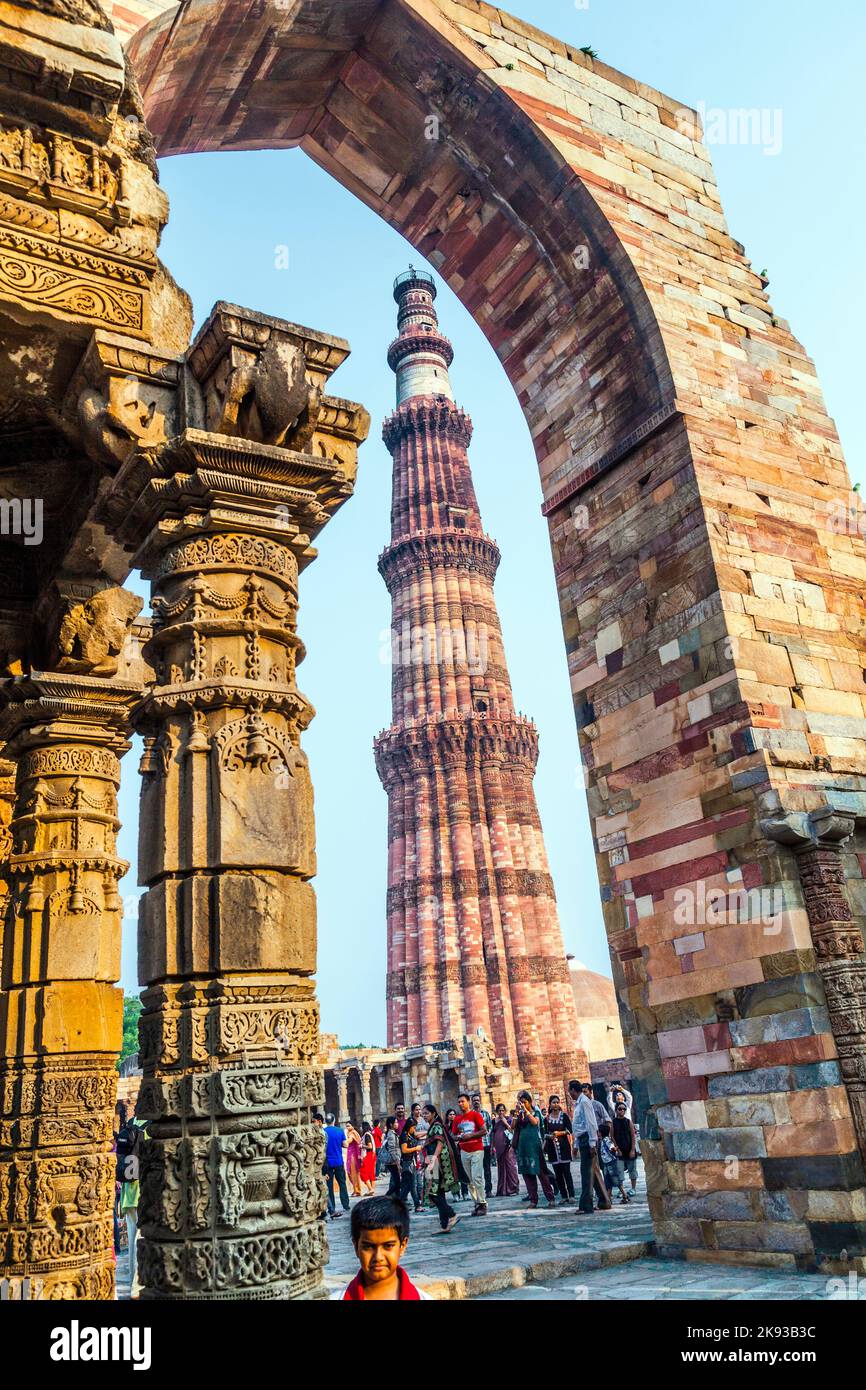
[125,0,675,498]
[108,0,866,1272]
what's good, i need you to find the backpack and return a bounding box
[115,1119,144,1184]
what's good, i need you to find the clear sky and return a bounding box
[117,0,866,1046]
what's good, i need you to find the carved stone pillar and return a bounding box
[99,304,368,1300]
[428,1059,443,1112]
[358,1065,372,1124]
[402,1066,413,1109]
[377,1067,388,1118]
[764,807,866,1159]
[335,1070,349,1126]
[0,668,139,1299]
[0,759,14,975]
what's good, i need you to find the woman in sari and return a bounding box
[445,1108,470,1199]
[491,1102,519,1196]
[513,1090,557,1208]
[422,1103,461,1234]
[345,1122,363,1197]
[359,1122,377,1195]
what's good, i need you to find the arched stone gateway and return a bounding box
[119,0,866,1274]
[0,0,863,1298]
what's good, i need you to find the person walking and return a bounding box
[568,1080,611,1214]
[471,1092,494,1200]
[324,1113,351,1216]
[116,1099,149,1297]
[612,1100,639,1195]
[314,1113,337,1218]
[582,1083,613,1203]
[360,1123,377,1195]
[345,1122,363,1197]
[450,1092,488,1215]
[544,1095,575,1202]
[421,1103,462,1234]
[380,1115,401,1196]
[393,1102,407,1135]
[513,1090,556,1208]
[397,1117,425,1212]
[491,1103,519,1196]
[410,1103,427,1210]
[445,1107,471,1200]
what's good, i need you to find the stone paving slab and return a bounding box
[472,1257,834,1301]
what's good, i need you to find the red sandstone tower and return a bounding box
[374,269,586,1096]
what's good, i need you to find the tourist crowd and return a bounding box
[316,1080,638,1235]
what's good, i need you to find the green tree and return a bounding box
[118,994,142,1071]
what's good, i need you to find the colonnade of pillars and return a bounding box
[0,306,368,1300]
[331,1058,452,1125]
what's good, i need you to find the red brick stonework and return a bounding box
[374,270,585,1096]
[113,0,866,1269]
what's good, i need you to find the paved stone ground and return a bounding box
[114,1160,833,1300]
[472,1258,834,1301]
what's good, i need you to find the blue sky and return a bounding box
[118,0,865,1044]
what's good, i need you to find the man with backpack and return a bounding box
[115,1098,149,1297]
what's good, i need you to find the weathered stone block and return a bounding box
[762,1152,866,1191]
[708,1066,792,1097]
[670,1126,767,1161]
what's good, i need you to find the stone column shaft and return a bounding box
[335,1071,349,1125]
[359,1067,372,1124]
[0,673,138,1300]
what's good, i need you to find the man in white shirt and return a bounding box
[568,1080,610,1214]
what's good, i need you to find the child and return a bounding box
[598,1122,630,1204]
[335,1196,433,1300]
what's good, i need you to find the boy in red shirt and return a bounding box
[336,1196,432,1300]
[450,1092,487,1215]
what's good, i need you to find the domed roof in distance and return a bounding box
[568,958,618,1019]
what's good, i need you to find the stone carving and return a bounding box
[56,587,143,676]
[210,333,322,449]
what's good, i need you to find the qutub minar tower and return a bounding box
[374,269,586,1097]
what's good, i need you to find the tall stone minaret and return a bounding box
[374,268,586,1096]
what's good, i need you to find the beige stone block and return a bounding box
[139,872,316,979]
[800,686,863,718]
[40,980,122,1054]
[734,637,794,687]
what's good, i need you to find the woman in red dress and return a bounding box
[359,1122,377,1194]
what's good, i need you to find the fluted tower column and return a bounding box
[374,269,586,1097]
